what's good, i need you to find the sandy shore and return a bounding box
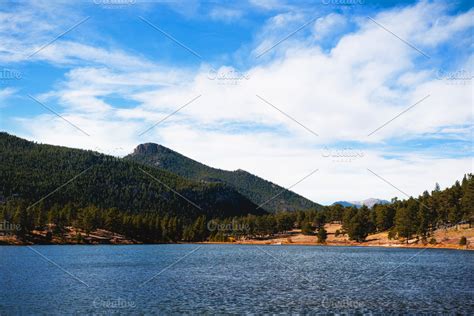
[203,223,474,251]
[2,223,472,250]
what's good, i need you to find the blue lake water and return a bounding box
[0,245,473,315]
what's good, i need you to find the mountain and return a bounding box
[333,198,390,208]
[0,133,264,220]
[332,201,356,208]
[126,143,321,212]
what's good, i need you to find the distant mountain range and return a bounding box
[332,198,390,208]
[125,143,321,213]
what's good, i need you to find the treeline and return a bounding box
[0,199,299,243]
[210,174,474,243]
[0,200,203,243]
[2,174,472,244]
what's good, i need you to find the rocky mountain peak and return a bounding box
[133,143,161,155]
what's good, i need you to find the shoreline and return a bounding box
[199,241,473,251]
[1,240,471,251]
[2,223,472,251]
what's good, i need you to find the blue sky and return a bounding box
[0,0,473,204]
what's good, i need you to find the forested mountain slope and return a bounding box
[0,133,263,220]
[1,133,472,244]
[126,143,321,212]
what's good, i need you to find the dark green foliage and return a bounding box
[313,212,326,229]
[317,227,327,243]
[459,236,467,246]
[344,207,371,242]
[301,221,313,235]
[395,207,416,244]
[395,199,420,244]
[45,231,53,241]
[461,175,474,226]
[275,211,295,232]
[183,215,207,242]
[1,133,472,244]
[0,132,264,221]
[125,143,321,212]
[374,203,395,231]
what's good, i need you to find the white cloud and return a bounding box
[0,1,159,71]
[0,87,16,98]
[0,1,82,63]
[248,0,292,11]
[16,112,471,204]
[8,0,474,204]
[313,13,347,40]
[209,7,243,22]
[29,41,156,71]
[370,1,474,48]
[0,87,17,107]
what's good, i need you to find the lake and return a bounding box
[0,245,473,314]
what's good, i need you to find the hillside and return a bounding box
[126,143,321,212]
[1,133,472,245]
[0,132,263,220]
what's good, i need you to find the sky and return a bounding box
[0,0,472,205]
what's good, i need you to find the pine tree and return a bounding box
[13,205,28,238]
[395,207,417,244]
[301,221,313,235]
[461,174,474,226]
[346,209,370,242]
[313,212,326,229]
[317,227,327,243]
[193,215,207,241]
